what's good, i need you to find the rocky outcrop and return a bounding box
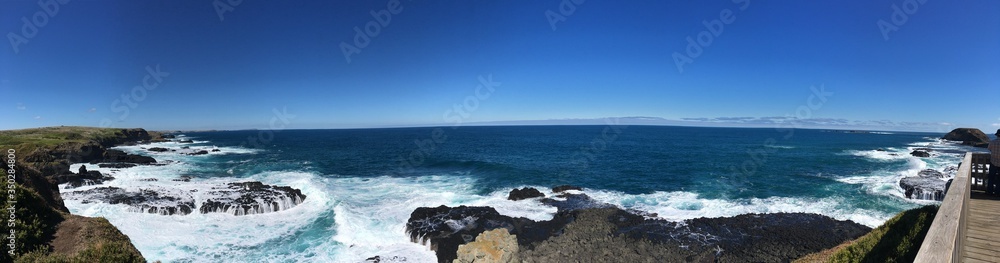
[942,128,990,148]
[910,150,930,157]
[199,182,307,215]
[552,185,582,193]
[186,150,209,156]
[100,149,157,164]
[53,165,115,189]
[408,192,870,262]
[900,169,947,201]
[147,147,170,152]
[63,187,196,215]
[453,228,518,263]
[507,187,544,201]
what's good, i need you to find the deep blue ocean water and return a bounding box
[61,125,979,262]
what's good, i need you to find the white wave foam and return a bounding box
[63,170,332,263]
[764,145,795,149]
[844,148,909,162]
[586,190,890,228]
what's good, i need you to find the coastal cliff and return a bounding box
[1,127,154,262]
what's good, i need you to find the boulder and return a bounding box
[552,185,582,193]
[148,147,170,152]
[507,187,544,201]
[179,139,194,143]
[199,181,307,215]
[453,228,518,263]
[211,149,221,152]
[900,171,947,201]
[910,150,930,157]
[942,128,990,148]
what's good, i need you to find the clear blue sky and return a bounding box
[2,1,998,132]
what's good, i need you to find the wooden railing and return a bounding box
[914,152,990,262]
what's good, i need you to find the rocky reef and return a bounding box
[899,169,948,201]
[199,181,308,215]
[64,187,196,215]
[406,187,871,262]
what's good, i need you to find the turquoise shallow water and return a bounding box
[62,125,977,262]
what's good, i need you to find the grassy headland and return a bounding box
[1,126,154,262]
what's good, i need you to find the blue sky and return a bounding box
[2,0,998,132]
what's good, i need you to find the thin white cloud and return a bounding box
[16,103,25,110]
[33,116,41,120]
[88,107,97,113]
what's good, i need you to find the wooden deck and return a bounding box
[965,191,1000,262]
[915,153,991,263]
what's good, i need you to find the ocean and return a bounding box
[60,125,977,262]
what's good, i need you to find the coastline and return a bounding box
[2,126,977,262]
[1,126,154,262]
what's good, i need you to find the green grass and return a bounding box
[0,126,125,153]
[829,205,938,263]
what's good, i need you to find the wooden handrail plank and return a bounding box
[914,153,974,263]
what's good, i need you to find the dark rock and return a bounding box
[63,187,195,215]
[180,146,190,149]
[103,149,156,164]
[876,148,886,151]
[910,150,930,157]
[179,140,194,143]
[552,185,582,193]
[211,149,221,152]
[199,181,307,215]
[507,187,545,201]
[942,128,990,148]
[900,170,947,201]
[918,169,946,178]
[173,176,193,182]
[187,150,209,156]
[406,205,559,263]
[148,147,170,152]
[161,134,176,139]
[56,165,115,189]
[365,256,380,263]
[138,178,158,182]
[98,163,137,169]
[408,194,871,263]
